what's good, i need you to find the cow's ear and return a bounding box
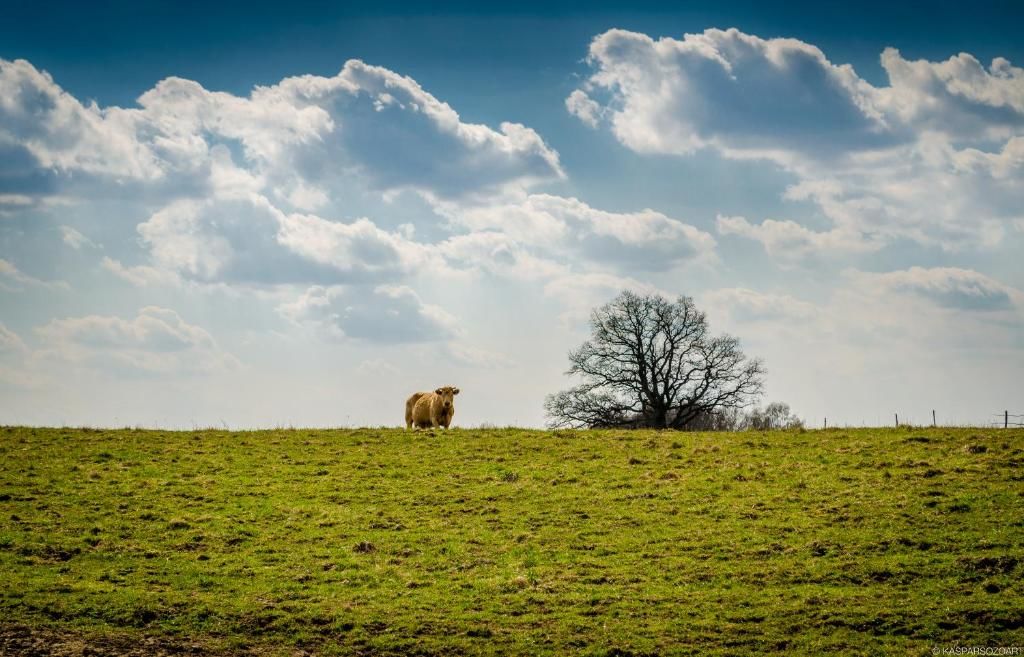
[453,388,460,395]
[435,388,443,395]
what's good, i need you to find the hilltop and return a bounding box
[1,426,1022,655]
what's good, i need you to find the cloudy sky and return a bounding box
[2,1,1022,428]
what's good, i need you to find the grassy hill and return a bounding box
[1,425,1022,655]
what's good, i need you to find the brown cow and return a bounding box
[405,386,460,429]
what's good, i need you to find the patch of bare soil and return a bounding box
[0,624,287,657]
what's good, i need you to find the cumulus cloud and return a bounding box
[716,214,879,262]
[878,48,1024,139]
[0,55,608,327]
[568,28,1024,257]
[35,307,239,374]
[845,267,1021,312]
[278,284,513,367]
[571,28,1024,162]
[134,188,651,295]
[0,59,163,181]
[570,28,893,162]
[276,212,430,279]
[438,194,716,272]
[0,57,563,205]
[1,53,721,359]
[278,284,460,343]
[437,231,566,281]
[136,193,427,285]
[813,136,1022,249]
[565,89,603,128]
[951,136,1024,179]
[315,60,565,197]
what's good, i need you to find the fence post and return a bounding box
[1007,410,1010,429]
[824,417,827,430]
[895,413,899,428]
[932,409,936,427]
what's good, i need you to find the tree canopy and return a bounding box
[545,290,765,429]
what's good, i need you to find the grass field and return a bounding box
[1,425,1022,656]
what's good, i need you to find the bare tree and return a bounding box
[545,290,765,429]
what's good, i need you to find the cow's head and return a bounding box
[434,386,460,410]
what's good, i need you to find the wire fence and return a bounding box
[990,411,1024,428]
[821,411,1024,429]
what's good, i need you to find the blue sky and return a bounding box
[2,1,1023,427]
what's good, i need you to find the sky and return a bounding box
[1,0,1023,428]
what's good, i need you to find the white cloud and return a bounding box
[951,135,1024,179]
[0,57,564,205]
[0,54,597,298]
[0,322,27,354]
[571,28,1024,163]
[136,194,426,285]
[878,48,1024,139]
[317,60,565,197]
[0,322,42,390]
[716,214,878,262]
[437,194,716,272]
[691,273,1024,428]
[60,226,98,250]
[278,284,514,368]
[101,257,180,287]
[279,180,329,211]
[437,231,566,281]
[571,28,892,162]
[0,258,70,291]
[35,306,239,374]
[844,267,1022,312]
[542,271,672,326]
[569,28,1024,256]
[0,194,34,207]
[565,89,602,128]
[707,268,1023,350]
[791,139,1022,252]
[276,212,430,279]
[702,287,820,323]
[278,284,460,343]
[0,59,163,180]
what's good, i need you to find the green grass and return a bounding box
[1,425,1022,655]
